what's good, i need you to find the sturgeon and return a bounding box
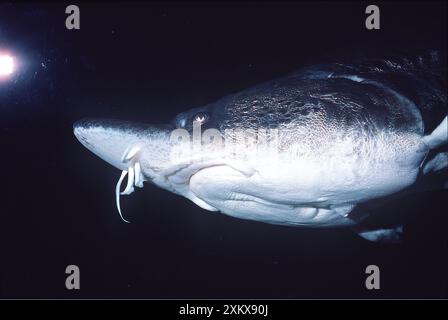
[74,51,447,242]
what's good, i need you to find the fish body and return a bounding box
[74,51,447,241]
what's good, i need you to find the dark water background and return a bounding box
[0,1,447,298]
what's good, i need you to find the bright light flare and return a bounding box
[0,55,14,76]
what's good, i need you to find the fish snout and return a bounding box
[74,118,133,170]
[73,118,173,171]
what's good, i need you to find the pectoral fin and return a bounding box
[423,116,447,150]
[355,225,403,243]
[422,152,448,175]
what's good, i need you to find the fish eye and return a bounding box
[193,112,209,123]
